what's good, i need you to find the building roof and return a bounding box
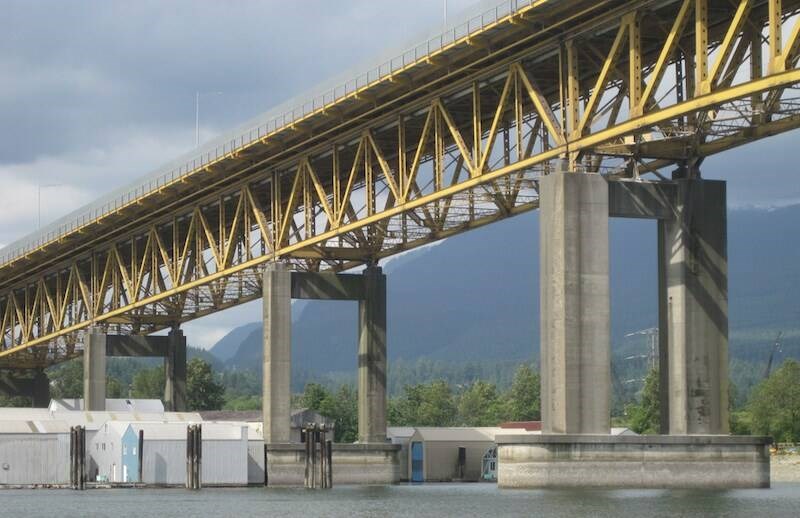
[0,408,52,421]
[0,419,71,434]
[499,421,542,431]
[410,427,496,442]
[49,398,165,413]
[409,427,540,442]
[199,410,261,422]
[101,421,245,441]
[387,427,416,440]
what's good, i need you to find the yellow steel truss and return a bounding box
[3,0,800,368]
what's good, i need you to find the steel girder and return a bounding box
[2,0,800,368]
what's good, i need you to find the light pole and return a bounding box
[196,91,223,148]
[38,183,63,229]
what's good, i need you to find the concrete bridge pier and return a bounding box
[262,263,399,485]
[0,369,51,407]
[659,179,729,435]
[164,327,188,412]
[82,326,189,412]
[358,266,387,444]
[497,173,769,489]
[262,262,292,444]
[539,172,611,435]
[83,327,107,411]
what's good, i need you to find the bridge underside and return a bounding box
[1,0,800,375]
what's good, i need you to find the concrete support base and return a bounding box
[265,443,400,486]
[496,435,770,489]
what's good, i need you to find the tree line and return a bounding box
[625,359,800,442]
[297,364,540,442]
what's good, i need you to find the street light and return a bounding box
[38,183,63,229]
[196,91,223,148]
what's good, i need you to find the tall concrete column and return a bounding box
[164,328,187,412]
[660,179,729,435]
[83,327,107,411]
[32,369,50,408]
[263,263,292,443]
[358,266,387,443]
[540,172,611,435]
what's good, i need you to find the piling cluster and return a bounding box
[69,426,86,490]
[303,423,332,489]
[186,424,202,489]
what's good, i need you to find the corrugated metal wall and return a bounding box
[141,440,186,485]
[0,434,70,485]
[247,440,265,485]
[202,437,248,485]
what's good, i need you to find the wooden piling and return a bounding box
[326,439,333,488]
[138,429,144,484]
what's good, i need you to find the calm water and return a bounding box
[2,483,799,517]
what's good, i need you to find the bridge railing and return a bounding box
[0,0,543,267]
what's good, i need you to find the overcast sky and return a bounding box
[2,0,798,348]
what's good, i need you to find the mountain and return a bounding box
[213,204,800,376]
[209,322,261,362]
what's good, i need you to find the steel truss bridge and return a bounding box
[2,0,800,369]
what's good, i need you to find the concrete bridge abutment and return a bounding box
[498,172,768,489]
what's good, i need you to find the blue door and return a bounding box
[411,442,424,482]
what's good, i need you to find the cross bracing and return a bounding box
[2,0,800,368]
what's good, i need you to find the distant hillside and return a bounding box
[213,204,800,378]
[208,322,260,362]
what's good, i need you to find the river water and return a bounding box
[3,483,799,517]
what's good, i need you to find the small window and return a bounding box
[102,443,106,451]
[133,447,137,456]
[123,445,127,455]
[490,462,496,470]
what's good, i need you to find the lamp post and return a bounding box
[195,91,223,148]
[38,183,63,229]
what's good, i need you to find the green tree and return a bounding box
[625,368,660,434]
[224,395,262,411]
[389,380,457,426]
[505,364,540,421]
[187,358,225,411]
[107,376,125,399]
[131,366,165,399]
[298,383,358,443]
[48,359,84,399]
[300,383,330,410]
[748,359,800,442]
[458,381,503,426]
